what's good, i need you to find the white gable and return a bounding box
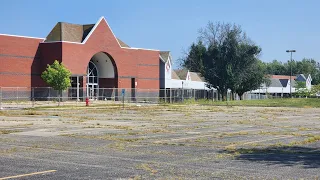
[306,74,312,90]
[186,71,191,81]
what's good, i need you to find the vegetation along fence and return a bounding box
[0,87,268,109]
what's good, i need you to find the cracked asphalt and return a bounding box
[0,104,320,179]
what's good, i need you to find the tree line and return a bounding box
[261,59,320,85]
[180,21,320,100]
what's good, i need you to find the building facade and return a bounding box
[0,17,161,99]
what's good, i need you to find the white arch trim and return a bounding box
[90,52,116,78]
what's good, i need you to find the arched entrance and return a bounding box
[86,61,99,99]
[86,52,118,100]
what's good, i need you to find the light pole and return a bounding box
[286,50,296,98]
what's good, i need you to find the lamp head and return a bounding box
[286,50,296,53]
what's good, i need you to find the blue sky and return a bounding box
[0,0,319,68]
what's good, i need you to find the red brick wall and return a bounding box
[0,18,160,90]
[0,35,43,87]
[60,19,160,89]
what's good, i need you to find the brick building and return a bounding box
[0,17,162,99]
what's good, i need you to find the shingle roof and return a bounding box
[189,72,205,82]
[269,79,283,87]
[270,75,297,81]
[117,38,130,47]
[171,70,180,80]
[44,22,130,47]
[279,79,289,87]
[268,78,296,88]
[160,51,170,62]
[296,74,307,82]
[175,69,188,80]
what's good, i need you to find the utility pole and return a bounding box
[286,50,296,98]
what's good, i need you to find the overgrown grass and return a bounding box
[176,98,320,108]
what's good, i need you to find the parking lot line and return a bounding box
[0,170,56,180]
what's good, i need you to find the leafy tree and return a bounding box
[311,84,320,96]
[41,60,72,105]
[294,81,308,98]
[180,40,206,74]
[199,21,262,101]
[235,61,269,100]
[264,58,320,85]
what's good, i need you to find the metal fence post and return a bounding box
[16,87,19,102]
[0,87,2,110]
[48,87,51,101]
[77,76,80,101]
[32,87,35,108]
[169,88,172,103]
[165,89,167,103]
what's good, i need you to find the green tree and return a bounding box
[294,81,308,98]
[264,58,320,85]
[180,40,206,74]
[311,84,320,96]
[235,61,269,100]
[41,60,72,105]
[264,60,286,75]
[199,21,262,101]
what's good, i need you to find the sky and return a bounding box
[0,0,319,68]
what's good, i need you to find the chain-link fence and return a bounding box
[0,87,268,109]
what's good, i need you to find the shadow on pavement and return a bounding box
[221,146,320,168]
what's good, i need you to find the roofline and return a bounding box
[40,16,160,51]
[41,40,81,44]
[0,33,44,40]
[159,55,166,62]
[121,47,159,51]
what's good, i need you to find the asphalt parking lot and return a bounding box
[0,104,320,179]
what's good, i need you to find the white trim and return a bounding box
[159,55,165,63]
[121,47,159,51]
[0,33,44,40]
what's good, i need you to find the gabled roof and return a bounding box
[295,74,307,82]
[171,70,180,80]
[269,79,283,87]
[268,78,296,88]
[160,51,170,63]
[44,22,130,48]
[279,79,289,87]
[189,72,205,82]
[117,38,130,47]
[175,69,188,80]
[270,75,295,81]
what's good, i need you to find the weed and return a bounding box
[0,129,22,134]
[0,147,18,154]
[136,163,158,175]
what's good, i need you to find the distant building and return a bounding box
[159,51,215,100]
[251,74,312,97]
[159,51,209,90]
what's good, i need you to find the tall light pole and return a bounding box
[286,50,296,98]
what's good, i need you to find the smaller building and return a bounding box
[251,74,312,97]
[159,51,216,101]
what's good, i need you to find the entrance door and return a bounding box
[131,78,136,102]
[87,84,98,100]
[86,61,99,100]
